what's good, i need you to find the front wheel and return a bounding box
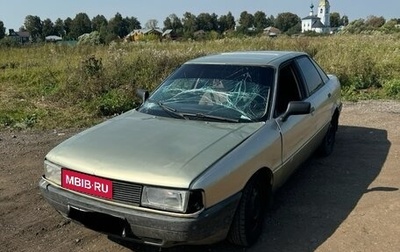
[227,175,268,247]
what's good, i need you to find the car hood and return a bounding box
[46,110,263,188]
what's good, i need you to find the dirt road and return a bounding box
[1,101,399,252]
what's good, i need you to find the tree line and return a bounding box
[0,11,399,44]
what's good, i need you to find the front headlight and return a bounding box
[141,186,204,213]
[44,160,62,185]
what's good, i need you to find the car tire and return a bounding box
[318,115,338,157]
[227,175,268,247]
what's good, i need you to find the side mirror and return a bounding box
[281,101,311,122]
[136,89,149,104]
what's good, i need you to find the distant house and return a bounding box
[8,29,30,44]
[125,28,164,41]
[264,26,282,37]
[162,29,177,40]
[193,30,206,39]
[45,35,62,42]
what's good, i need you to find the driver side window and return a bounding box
[274,63,302,117]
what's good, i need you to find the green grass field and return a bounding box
[1,34,400,129]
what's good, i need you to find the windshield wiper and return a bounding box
[190,113,239,123]
[157,102,240,122]
[157,102,187,120]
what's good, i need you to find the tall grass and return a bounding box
[1,34,400,129]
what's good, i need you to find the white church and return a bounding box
[302,0,331,33]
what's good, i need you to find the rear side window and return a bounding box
[311,58,329,83]
[296,56,324,95]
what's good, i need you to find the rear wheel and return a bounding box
[228,175,268,247]
[318,114,339,157]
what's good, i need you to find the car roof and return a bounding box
[185,51,308,67]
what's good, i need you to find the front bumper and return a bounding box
[39,177,241,247]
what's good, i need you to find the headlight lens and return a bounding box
[141,186,190,213]
[44,160,62,185]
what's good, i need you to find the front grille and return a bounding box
[112,180,142,206]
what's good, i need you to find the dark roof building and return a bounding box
[8,29,30,43]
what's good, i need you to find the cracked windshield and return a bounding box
[139,64,274,122]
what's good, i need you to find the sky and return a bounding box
[1,0,399,31]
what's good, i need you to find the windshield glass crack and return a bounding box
[141,64,274,122]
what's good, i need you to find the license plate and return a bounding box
[61,169,113,199]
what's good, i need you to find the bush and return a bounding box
[0,37,20,47]
[96,89,135,116]
[78,31,102,45]
[384,79,400,98]
[81,55,103,78]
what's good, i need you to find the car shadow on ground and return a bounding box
[110,125,391,252]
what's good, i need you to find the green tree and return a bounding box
[24,15,42,42]
[268,15,276,27]
[42,18,55,38]
[77,31,101,45]
[182,12,198,38]
[210,13,219,31]
[125,16,141,32]
[63,17,73,39]
[217,12,235,33]
[163,14,183,36]
[381,19,400,33]
[365,15,386,28]
[286,22,301,35]
[0,20,5,39]
[108,13,129,39]
[92,15,108,32]
[344,19,366,33]
[330,12,342,27]
[91,15,108,44]
[54,18,65,38]
[274,12,301,33]
[254,11,271,32]
[237,11,254,33]
[207,30,220,40]
[102,26,116,44]
[196,13,218,32]
[341,15,349,26]
[70,13,92,39]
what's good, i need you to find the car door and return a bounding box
[273,61,316,186]
[295,56,333,141]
